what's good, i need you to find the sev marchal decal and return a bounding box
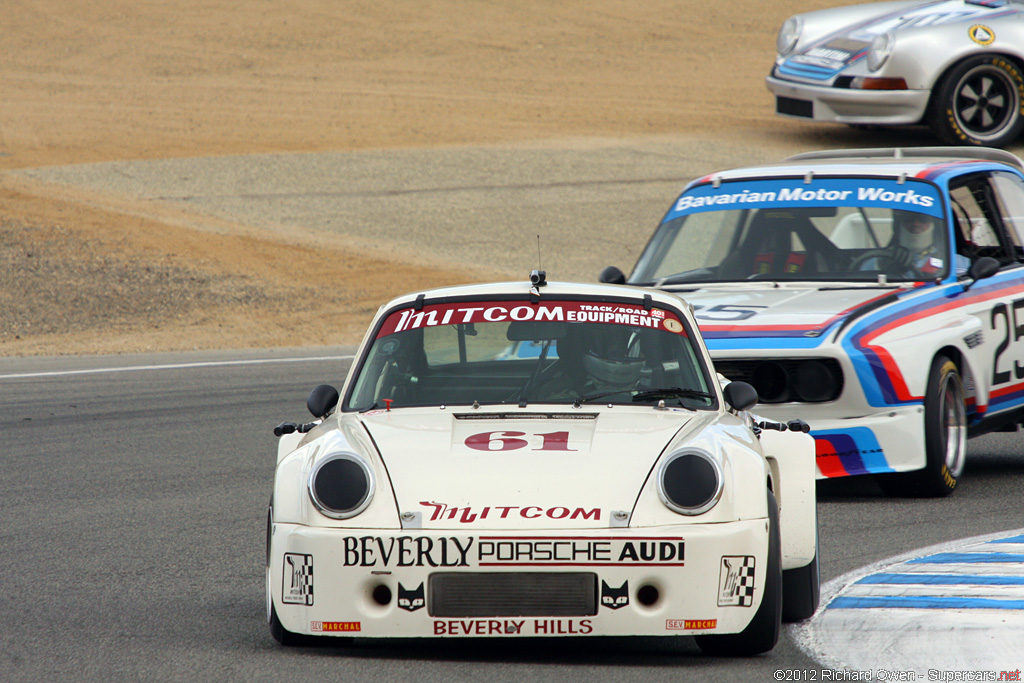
[718,555,756,607]
[282,553,314,605]
[310,621,360,633]
[666,619,718,630]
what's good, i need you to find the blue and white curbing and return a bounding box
[793,529,1024,676]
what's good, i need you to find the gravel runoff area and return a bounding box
[5,0,1018,357]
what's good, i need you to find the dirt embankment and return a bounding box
[0,0,844,356]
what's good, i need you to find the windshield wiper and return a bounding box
[655,268,713,286]
[572,390,633,408]
[632,387,714,403]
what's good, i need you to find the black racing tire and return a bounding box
[877,354,967,497]
[782,552,820,623]
[928,54,1024,147]
[695,491,782,656]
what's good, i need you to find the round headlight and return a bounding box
[752,361,790,403]
[793,359,841,402]
[776,16,803,56]
[659,450,723,516]
[867,31,894,72]
[308,453,374,519]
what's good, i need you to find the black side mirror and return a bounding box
[307,384,340,419]
[723,381,758,412]
[969,256,1000,281]
[599,266,626,284]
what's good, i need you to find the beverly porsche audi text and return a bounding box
[601,147,1024,497]
[767,0,1024,147]
[266,275,818,655]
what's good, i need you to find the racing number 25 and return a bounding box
[465,431,576,452]
[990,299,1024,385]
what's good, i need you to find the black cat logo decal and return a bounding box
[398,582,425,612]
[601,580,629,609]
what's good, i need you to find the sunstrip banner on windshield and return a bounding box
[663,177,944,223]
[376,301,688,338]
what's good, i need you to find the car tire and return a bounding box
[782,552,820,623]
[878,354,967,497]
[695,490,782,656]
[928,54,1024,147]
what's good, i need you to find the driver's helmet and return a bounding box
[894,209,937,250]
[582,325,644,387]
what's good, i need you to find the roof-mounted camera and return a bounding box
[530,270,547,287]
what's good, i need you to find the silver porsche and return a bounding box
[766,0,1024,148]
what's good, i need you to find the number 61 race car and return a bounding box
[267,275,818,655]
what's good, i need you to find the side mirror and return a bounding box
[723,381,758,412]
[970,256,1000,281]
[599,266,626,284]
[307,384,340,419]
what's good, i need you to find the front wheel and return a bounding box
[879,355,967,497]
[928,55,1024,147]
[782,552,820,622]
[695,490,782,656]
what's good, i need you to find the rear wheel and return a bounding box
[695,491,782,656]
[928,55,1024,147]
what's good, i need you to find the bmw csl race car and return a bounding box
[766,0,1024,147]
[600,146,1024,497]
[266,275,818,655]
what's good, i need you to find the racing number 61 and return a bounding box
[464,431,576,452]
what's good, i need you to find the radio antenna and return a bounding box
[536,234,542,271]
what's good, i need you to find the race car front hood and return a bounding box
[680,284,899,344]
[359,407,700,529]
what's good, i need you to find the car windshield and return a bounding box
[631,176,953,285]
[344,298,716,411]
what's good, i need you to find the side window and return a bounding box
[990,172,1024,258]
[948,175,1012,262]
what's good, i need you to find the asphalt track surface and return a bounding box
[5,138,1024,679]
[3,349,1024,681]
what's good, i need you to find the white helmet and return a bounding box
[583,327,644,386]
[895,210,936,250]
[583,352,644,386]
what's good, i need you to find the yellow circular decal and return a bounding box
[968,25,996,46]
[663,318,683,334]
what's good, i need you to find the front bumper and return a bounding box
[755,403,925,478]
[268,522,769,639]
[766,74,931,125]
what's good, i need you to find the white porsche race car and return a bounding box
[766,0,1024,148]
[266,275,818,655]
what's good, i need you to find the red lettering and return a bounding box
[465,431,529,452]
[547,506,569,519]
[521,506,542,518]
[536,431,575,451]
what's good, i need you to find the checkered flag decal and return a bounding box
[718,555,756,607]
[282,553,314,605]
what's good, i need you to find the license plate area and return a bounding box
[428,572,597,617]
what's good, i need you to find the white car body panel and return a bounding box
[266,280,817,644]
